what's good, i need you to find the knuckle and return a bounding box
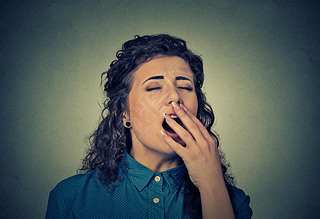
[177,111,187,119]
[188,123,197,131]
[181,130,191,140]
[201,142,210,152]
[189,151,198,159]
[208,138,215,146]
[194,119,203,127]
[201,140,209,148]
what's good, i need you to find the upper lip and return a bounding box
[163,112,177,121]
[166,112,177,116]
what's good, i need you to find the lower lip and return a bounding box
[163,130,181,140]
[163,130,186,146]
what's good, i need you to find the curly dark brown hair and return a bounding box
[79,34,234,218]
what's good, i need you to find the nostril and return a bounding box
[168,100,181,105]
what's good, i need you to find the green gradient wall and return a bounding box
[1,0,319,218]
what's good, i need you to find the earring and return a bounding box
[124,121,132,128]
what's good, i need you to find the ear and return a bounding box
[123,110,130,123]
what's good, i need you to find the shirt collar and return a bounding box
[161,163,187,193]
[122,151,187,193]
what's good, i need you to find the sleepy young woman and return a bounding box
[46,34,253,219]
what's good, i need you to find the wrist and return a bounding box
[198,174,226,193]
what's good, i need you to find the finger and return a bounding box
[164,113,198,148]
[171,102,206,144]
[160,130,188,158]
[179,103,215,145]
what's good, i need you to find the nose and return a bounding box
[166,86,181,106]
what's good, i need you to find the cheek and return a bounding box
[129,94,160,133]
[141,92,164,110]
[191,97,198,116]
[183,93,198,115]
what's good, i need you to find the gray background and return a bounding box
[1,0,319,218]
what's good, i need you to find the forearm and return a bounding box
[199,178,235,219]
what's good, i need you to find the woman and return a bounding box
[46,34,253,218]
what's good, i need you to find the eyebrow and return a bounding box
[175,76,192,82]
[142,76,164,85]
[142,75,192,85]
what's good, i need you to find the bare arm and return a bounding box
[199,177,234,219]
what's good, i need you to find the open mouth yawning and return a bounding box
[162,115,184,133]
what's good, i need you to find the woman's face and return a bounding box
[125,56,198,157]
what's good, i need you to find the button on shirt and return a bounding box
[46,152,253,218]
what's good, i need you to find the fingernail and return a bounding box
[171,102,181,110]
[180,104,187,112]
[163,113,172,121]
[160,130,169,138]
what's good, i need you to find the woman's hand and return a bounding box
[161,102,223,189]
[161,102,235,219]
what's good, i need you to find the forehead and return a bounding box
[132,56,194,83]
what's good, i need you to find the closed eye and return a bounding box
[146,87,161,91]
[178,87,193,91]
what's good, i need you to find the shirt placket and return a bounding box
[148,173,164,219]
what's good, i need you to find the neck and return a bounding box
[129,146,182,172]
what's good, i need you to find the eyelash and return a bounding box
[179,87,193,91]
[146,87,193,92]
[146,87,161,91]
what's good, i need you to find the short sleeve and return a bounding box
[231,186,253,219]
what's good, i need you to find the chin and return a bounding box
[159,145,179,157]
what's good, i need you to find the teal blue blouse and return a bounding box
[46,152,252,218]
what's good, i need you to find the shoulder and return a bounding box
[46,170,100,218]
[51,170,99,197]
[229,185,253,219]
